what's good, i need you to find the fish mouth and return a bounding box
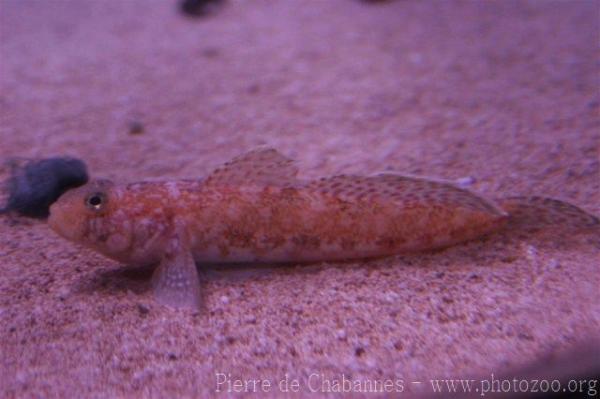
[48,202,65,236]
[48,201,79,241]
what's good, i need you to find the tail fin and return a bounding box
[496,196,599,232]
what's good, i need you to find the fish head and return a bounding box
[49,179,135,261]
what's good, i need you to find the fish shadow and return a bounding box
[75,264,155,297]
[74,261,306,313]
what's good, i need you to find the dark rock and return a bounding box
[1,157,88,219]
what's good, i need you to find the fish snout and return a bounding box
[48,200,80,241]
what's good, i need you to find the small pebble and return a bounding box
[455,176,476,188]
[383,291,400,303]
[201,47,220,58]
[128,121,145,135]
[137,303,150,315]
[180,0,226,17]
[526,245,538,261]
[56,287,70,301]
[336,329,347,340]
[548,259,561,270]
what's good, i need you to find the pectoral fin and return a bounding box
[151,244,201,310]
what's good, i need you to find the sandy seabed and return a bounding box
[1,1,599,398]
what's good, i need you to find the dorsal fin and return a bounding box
[204,148,299,187]
[304,173,506,216]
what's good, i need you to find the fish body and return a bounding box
[49,148,508,309]
[189,178,505,263]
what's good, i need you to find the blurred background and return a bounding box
[1,0,597,206]
[1,0,598,397]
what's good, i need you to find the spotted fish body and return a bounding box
[48,148,510,309]
[124,175,504,264]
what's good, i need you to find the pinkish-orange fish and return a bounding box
[47,148,596,310]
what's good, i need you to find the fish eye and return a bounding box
[85,192,106,210]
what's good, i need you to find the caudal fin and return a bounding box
[496,196,599,231]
